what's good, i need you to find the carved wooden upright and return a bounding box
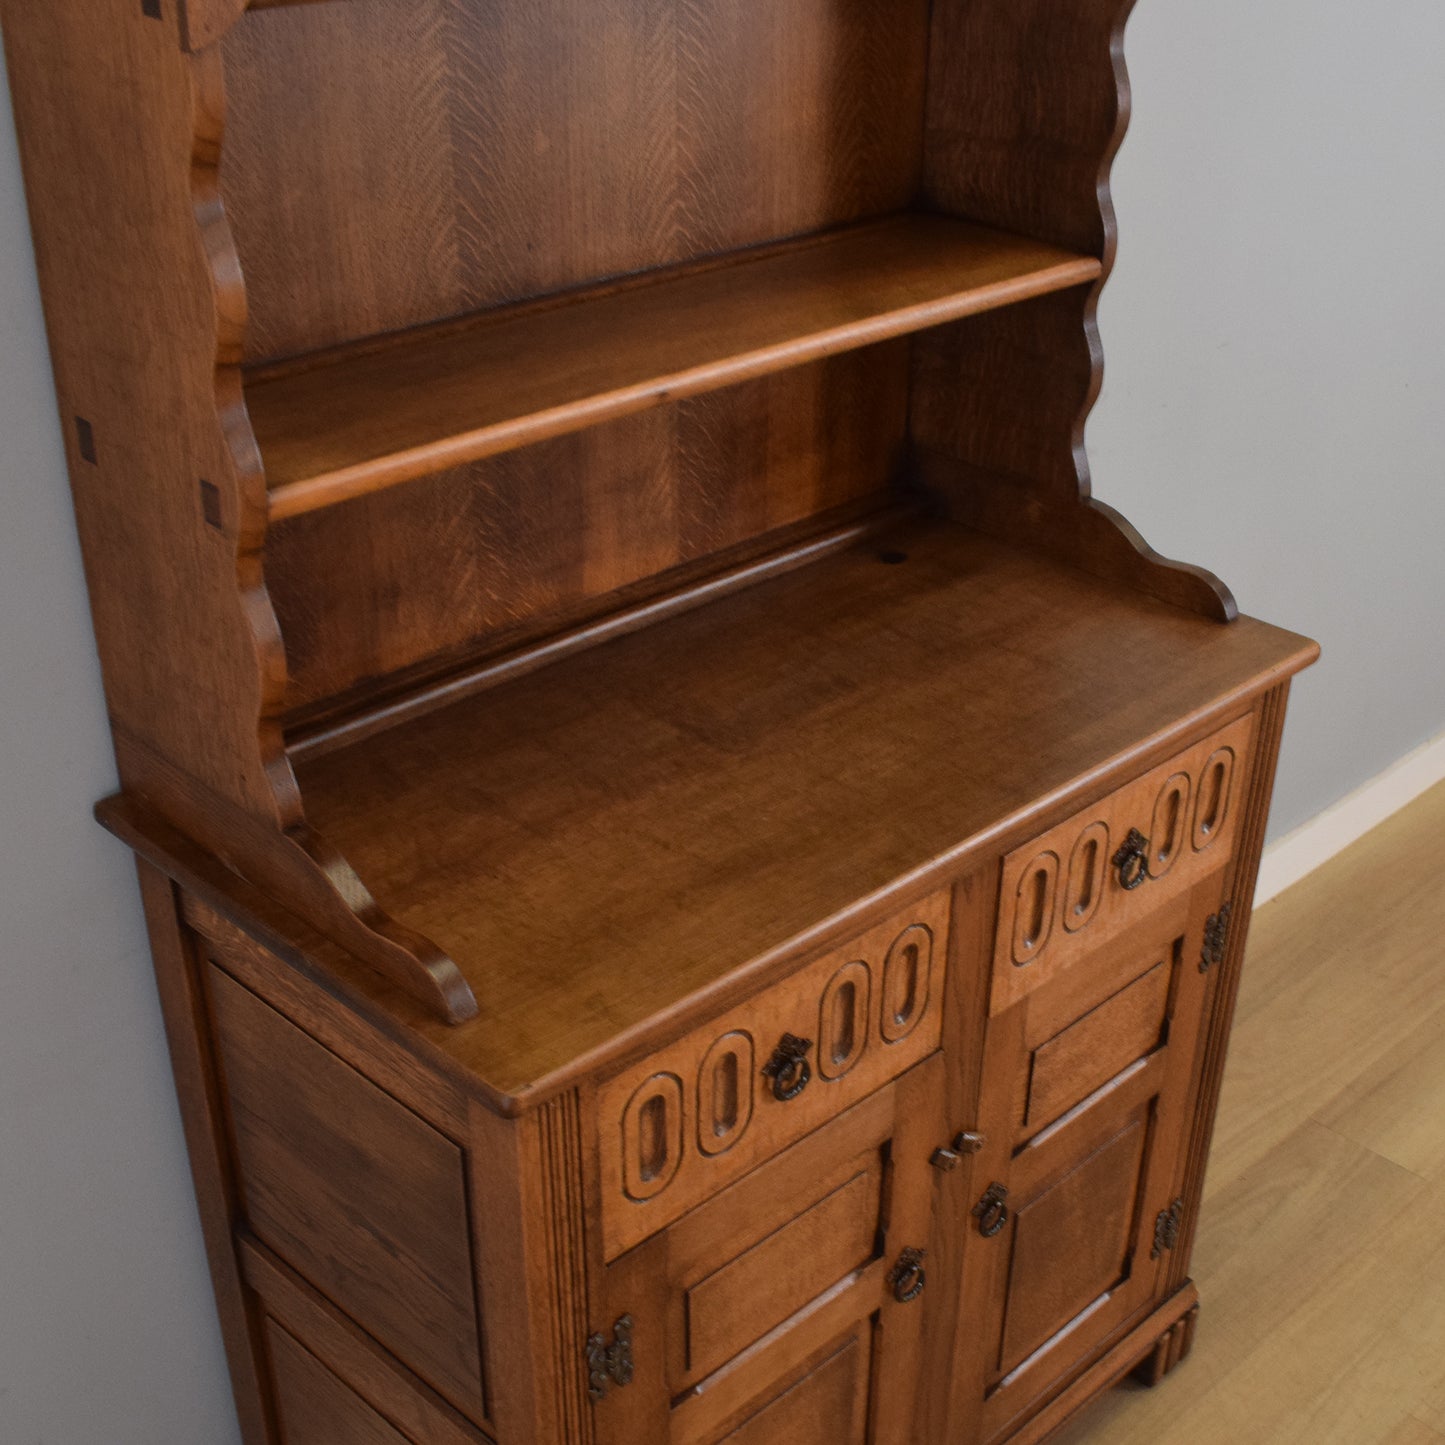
[2,1,1316,1441]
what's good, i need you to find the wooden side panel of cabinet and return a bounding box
[206,968,489,1425]
[265,1322,416,1445]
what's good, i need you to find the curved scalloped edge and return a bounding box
[913,0,1239,623]
[187,47,475,1024]
[1070,6,1239,621]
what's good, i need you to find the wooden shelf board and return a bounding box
[250,215,1100,520]
[293,519,1317,1097]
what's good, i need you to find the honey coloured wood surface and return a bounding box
[293,520,1316,1098]
[246,215,1099,517]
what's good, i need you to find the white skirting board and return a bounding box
[1255,730,1445,906]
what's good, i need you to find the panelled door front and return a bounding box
[591,1054,947,1445]
[952,874,1226,1443]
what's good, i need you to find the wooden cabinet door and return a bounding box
[953,873,1225,1444]
[591,1054,947,1445]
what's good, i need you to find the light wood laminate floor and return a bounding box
[1053,778,1445,1445]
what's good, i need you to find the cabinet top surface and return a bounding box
[279,519,1314,1102]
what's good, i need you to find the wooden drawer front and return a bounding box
[597,892,949,1257]
[207,968,486,1425]
[594,1058,944,1445]
[992,713,1253,1013]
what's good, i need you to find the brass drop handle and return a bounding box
[887,1246,927,1303]
[972,1182,1010,1238]
[761,1033,813,1102]
[1112,828,1151,891]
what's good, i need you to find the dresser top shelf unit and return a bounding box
[251,215,1098,519]
[274,517,1313,1099]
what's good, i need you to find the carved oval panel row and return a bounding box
[599,890,950,1260]
[991,714,1255,1016]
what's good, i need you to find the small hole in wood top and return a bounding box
[199,479,223,530]
[141,0,163,19]
[878,550,908,565]
[75,417,97,465]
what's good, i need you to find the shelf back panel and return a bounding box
[268,346,909,722]
[221,0,931,365]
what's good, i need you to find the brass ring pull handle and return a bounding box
[762,1033,813,1102]
[1112,828,1152,891]
[972,1182,1010,1239]
[887,1247,927,1303]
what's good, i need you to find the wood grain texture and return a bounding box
[594,892,948,1258]
[991,713,1255,1015]
[242,215,1097,517]
[241,1242,492,1445]
[0,0,292,825]
[134,863,276,1445]
[1052,782,1445,1445]
[594,1057,944,1445]
[293,521,1314,1099]
[265,1323,412,1445]
[913,0,1234,620]
[468,1095,594,1445]
[268,350,908,721]
[220,0,930,362]
[207,971,487,1423]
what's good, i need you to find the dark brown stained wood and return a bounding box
[720,1333,869,1445]
[266,1322,413,1445]
[999,1118,1149,1375]
[268,349,908,719]
[593,1056,943,1445]
[186,895,471,1138]
[5,0,1321,1437]
[133,864,275,1445]
[242,1241,491,1445]
[244,215,1100,517]
[687,1169,880,1384]
[594,893,948,1258]
[1163,680,1294,1292]
[923,0,1137,259]
[221,0,931,361]
[910,297,1236,622]
[207,970,486,1422]
[0,2,291,826]
[1026,963,1171,1131]
[293,521,1315,1098]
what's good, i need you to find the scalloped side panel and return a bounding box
[915,0,1235,621]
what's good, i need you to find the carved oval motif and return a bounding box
[697,1032,753,1156]
[1150,773,1192,878]
[881,924,932,1044]
[1011,852,1060,965]
[1192,748,1237,851]
[622,1072,684,1201]
[818,960,871,1080]
[1063,823,1109,934]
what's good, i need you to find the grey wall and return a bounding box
[1090,2,1445,835]
[1,4,1442,1442]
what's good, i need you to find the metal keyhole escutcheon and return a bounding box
[762,1033,813,1101]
